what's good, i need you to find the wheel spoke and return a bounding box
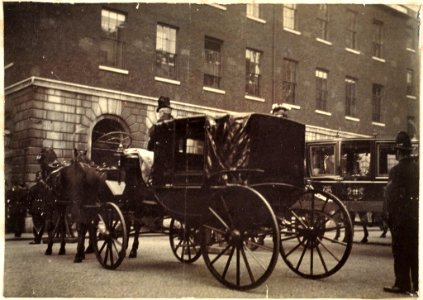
[317,238,342,262]
[243,242,269,271]
[289,209,309,228]
[221,246,236,279]
[315,243,329,273]
[211,244,232,265]
[240,246,255,283]
[208,207,230,230]
[295,239,309,271]
[321,235,348,246]
[203,224,226,236]
[220,195,234,227]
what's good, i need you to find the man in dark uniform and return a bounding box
[8,182,28,237]
[27,172,53,244]
[147,96,174,151]
[383,131,419,295]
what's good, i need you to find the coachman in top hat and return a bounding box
[383,131,419,295]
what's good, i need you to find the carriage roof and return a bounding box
[151,112,305,186]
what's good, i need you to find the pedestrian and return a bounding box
[147,96,174,151]
[383,131,419,296]
[270,103,290,118]
[7,182,28,237]
[27,171,51,244]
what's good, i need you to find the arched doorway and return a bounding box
[91,116,131,167]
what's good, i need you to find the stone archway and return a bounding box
[91,116,130,166]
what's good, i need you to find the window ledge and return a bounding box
[245,94,265,102]
[5,62,14,70]
[406,95,417,100]
[372,121,385,127]
[203,86,226,95]
[345,48,361,55]
[372,56,386,63]
[345,116,360,122]
[283,28,302,36]
[99,65,129,75]
[316,38,332,46]
[406,48,416,53]
[288,104,301,110]
[207,4,227,10]
[315,109,332,116]
[154,76,181,86]
[247,15,266,24]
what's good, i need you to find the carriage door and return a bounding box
[91,117,131,167]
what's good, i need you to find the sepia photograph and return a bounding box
[2,1,420,298]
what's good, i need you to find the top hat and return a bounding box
[394,131,413,150]
[157,96,172,112]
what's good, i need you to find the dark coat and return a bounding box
[385,156,419,227]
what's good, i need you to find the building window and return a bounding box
[316,69,328,111]
[407,69,414,95]
[317,4,329,40]
[406,26,415,50]
[156,24,177,79]
[246,48,262,97]
[283,4,297,30]
[100,9,126,69]
[373,20,383,58]
[246,3,260,19]
[204,37,222,89]
[407,116,416,138]
[346,10,358,49]
[345,77,357,117]
[372,84,383,123]
[282,59,297,104]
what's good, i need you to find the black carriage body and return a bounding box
[150,113,305,222]
[305,138,419,214]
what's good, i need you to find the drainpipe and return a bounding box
[272,5,277,106]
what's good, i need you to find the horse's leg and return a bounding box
[45,211,61,255]
[74,223,87,263]
[58,209,67,255]
[129,220,141,258]
[341,211,355,243]
[360,212,369,243]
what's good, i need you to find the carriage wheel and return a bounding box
[93,202,128,270]
[169,218,202,264]
[201,186,280,290]
[279,190,353,279]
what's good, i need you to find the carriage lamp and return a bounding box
[347,186,364,201]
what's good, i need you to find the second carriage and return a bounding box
[91,112,354,290]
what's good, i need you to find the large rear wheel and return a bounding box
[93,202,128,270]
[279,190,353,279]
[201,186,280,290]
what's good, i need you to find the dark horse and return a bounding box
[40,148,104,262]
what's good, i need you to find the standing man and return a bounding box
[147,96,173,151]
[383,131,419,295]
[27,171,52,244]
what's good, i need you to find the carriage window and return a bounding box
[377,143,396,177]
[309,144,335,176]
[341,142,371,177]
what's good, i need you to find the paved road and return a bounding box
[2,229,415,298]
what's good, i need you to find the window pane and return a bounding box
[100,9,126,67]
[246,49,262,96]
[341,142,371,178]
[310,144,336,176]
[156,24,177,78]
[204,37,222,89]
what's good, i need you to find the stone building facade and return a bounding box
[4,3,420,186]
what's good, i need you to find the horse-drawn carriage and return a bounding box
[43,112,354,291]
